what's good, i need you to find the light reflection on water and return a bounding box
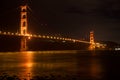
[90,57,104,79]
[0,50,117,79]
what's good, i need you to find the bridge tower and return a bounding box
[20,5,28,35]
[89,31,95,50]
[20,4,28,51]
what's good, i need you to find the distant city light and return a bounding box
[115,48,120,51]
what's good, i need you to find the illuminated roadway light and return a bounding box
[68,38,71,41]
[0,31,1,34]
[60,38,62,40]
[73,39,76,42]
[67,38,69,40]
[46,36,49,38]
[28,36,31,39]
[35,35,37,37]
[75,40,78,42]
[50,36,53,39]
[70,39,72,41]
[38,35,41,38]
[30,34,32,37]
[62,41,66,43]
[30,34,33,37]
[28,34,31,36]
[3,32,6,34]
[33,35,37,37]
[8,32,10,35]
[57,37,59,39]
[11,33,14,35]
[75,40,77,42]
[25,34,28,36]
[25,34,30,36]
[66,38,69,40]
[65,38,67,40]
[62,38,65,40]
[42,35,46,38]
[53,37,56,39]
[15,33,18,35]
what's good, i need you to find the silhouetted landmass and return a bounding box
[98,41,120,50]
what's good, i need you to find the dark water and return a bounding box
[0,50,120,80]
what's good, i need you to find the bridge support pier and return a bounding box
[20,37,27,51]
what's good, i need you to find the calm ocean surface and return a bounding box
[0,50,120,80]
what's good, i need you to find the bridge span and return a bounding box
[0,33,90,51]
[0,3,95,51]
[0,31,90,44]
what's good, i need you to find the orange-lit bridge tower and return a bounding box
[89,31,95,50]
[20,5,28,35]
[20,4,28,51]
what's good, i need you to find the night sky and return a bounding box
[0,0,120,43]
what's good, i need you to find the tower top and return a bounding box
[22,0,28,5]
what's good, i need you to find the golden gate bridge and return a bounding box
[0,3,95,51]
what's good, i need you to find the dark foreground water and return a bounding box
[0,50,120,80]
